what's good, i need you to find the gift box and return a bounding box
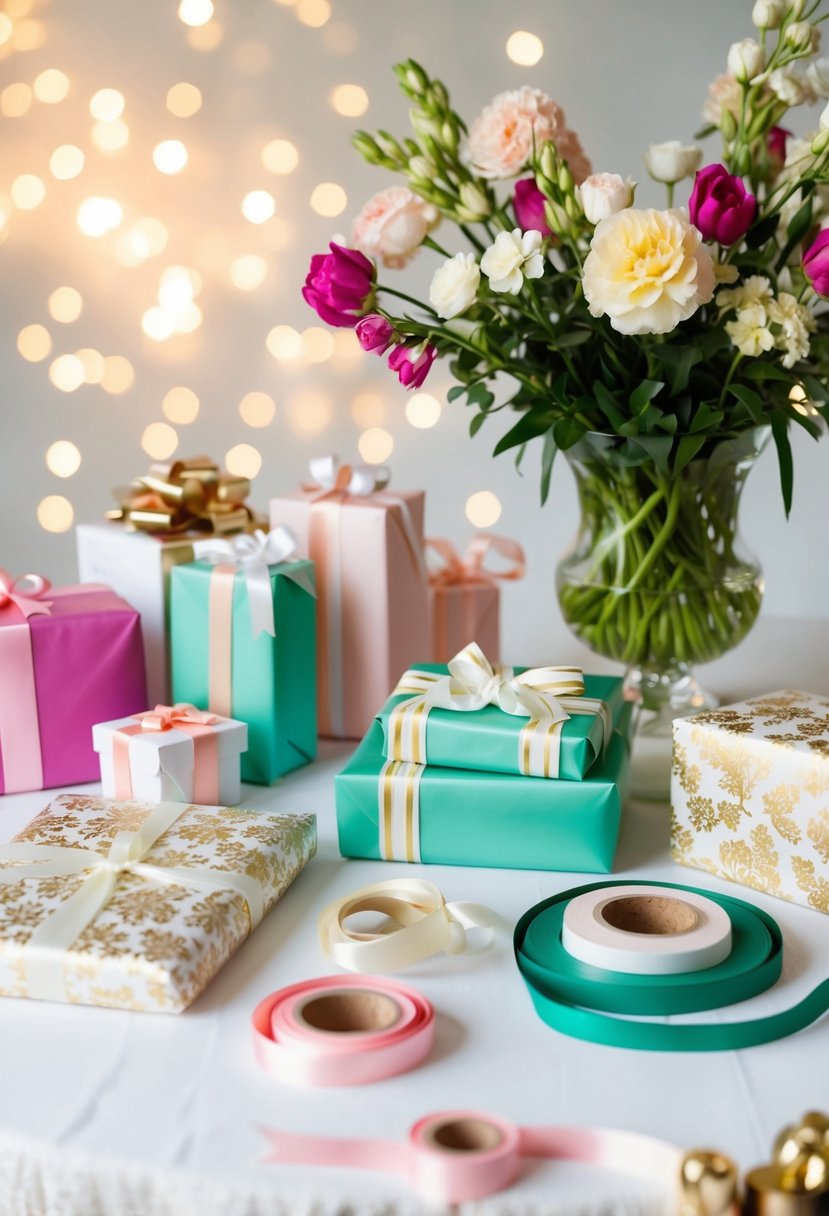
[0,578,146,795]
[270,457,429,740]
[377,645,626,782]
[93,705,247,806]
[76,456,257,705]
[0,795,316,1011]
[335,713,631,871]
[426,533,525,664]
[672,689,829,914]
[170,529,317,784]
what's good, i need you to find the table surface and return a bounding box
[1,616,828,1216]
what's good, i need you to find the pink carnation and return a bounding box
[466,86,591,183]
[352,186,439,270]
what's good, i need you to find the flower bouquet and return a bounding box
[302,0,829,730]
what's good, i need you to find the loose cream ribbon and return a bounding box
[388,642,611,779]
[318,878,509,973]
[0,800,265,1002]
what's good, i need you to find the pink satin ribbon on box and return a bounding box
[261,1110,683,1205]
[0,571,53,794]
[303,455,427,739]
[111,703,220,804]
[426,534,525,662]
[252,975,435,1087]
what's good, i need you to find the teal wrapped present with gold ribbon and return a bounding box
[376,643,625,782]
[170,527,317,785]
[336,708,632,871]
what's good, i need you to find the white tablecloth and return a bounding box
[1,618,827,1216]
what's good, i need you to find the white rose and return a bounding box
[578,173,635,224]
[480,228,544,294]
[727,38,766,83]
[644,141,703,184]
[752,0,784,28]
[428,252,481,319]
[786,20,819,52]
[807,57,829,99]
[768,67,806,106]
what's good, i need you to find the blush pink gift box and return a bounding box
[270,462,429,739]
[0,578,147,794]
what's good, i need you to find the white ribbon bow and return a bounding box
[0,801,265,1003]
[308,454,390,497]
[192,525,314,637]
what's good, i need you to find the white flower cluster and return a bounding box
[718,275,815,368]
[428,229,544,318]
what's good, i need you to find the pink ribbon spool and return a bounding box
[252,975,435,1087]
[261,1111,683,1205]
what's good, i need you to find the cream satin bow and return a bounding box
[307,454,390,498]
[192,525,314,636]
[417,642,585,726]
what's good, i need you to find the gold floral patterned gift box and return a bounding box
[671,690,829,914]
[0,795,316,1012]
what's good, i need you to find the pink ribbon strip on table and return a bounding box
[0,571,53,793]
[111,703,220,804]
[260,1110,684,1205]
[252,975,435,1087]
[426,534,525,660]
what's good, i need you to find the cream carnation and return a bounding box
[352,186,439,270]
[703,74,743,125]
[466,86,591,182]
[582,207,715,336]
[429,252,480,318]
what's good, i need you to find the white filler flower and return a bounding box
[480,228,544,294]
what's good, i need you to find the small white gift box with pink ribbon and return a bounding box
[93,703,247,806]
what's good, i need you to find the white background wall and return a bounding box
[0,0,826,666]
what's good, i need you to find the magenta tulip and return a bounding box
[689,163,756,246]
[302,242,375,328]
[803,229,829,297]
[356,313,395,354]
[513,178,552,235]
[767,126,791,170]
[388,342,438,389]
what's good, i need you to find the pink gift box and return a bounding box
[270,479,429,739]
[0,582,147,794]
[430,580,500,664]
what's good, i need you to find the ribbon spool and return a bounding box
[261,1109,684,1205]
[515,880,829,1052]
[252,975,435,1087]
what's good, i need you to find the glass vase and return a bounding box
[556,428,769,798]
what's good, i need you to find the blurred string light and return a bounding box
[301,326,333,362]
[0,14,12,46]
[1,82,31,115]
[153,139,188,173]
[330,83,368,117]
[506,30,544,66]
[33,68,69,103]
[287,388,331,435]
[17,324,51,362]
[163,386,200,423]
[142,266,203,341]
[11,174,45,209]
[76,196,123,236]
[310,181,346,216]
[142,421,178,459]
[178,0,213,27]
[261,138,298,174]
[241,189,275,223]
[49,353,85,392]
[49,144,85,179]
[48,286,83,323]
[37,495,74,533]
[100,355,135,394]
[166,81,201,116]
[351,391,385,427]
[295,0,331,28]
[358,426,393,464]
[225,442,262,477]
[92,118,129,154]
[75,348,105,383]
[89,87,124,120]
[239,390,275,427]
[45,440,81,477]
[186,21,223,51]
[466,491,503,528]
[115,216,168,265]
[406,392,441,429]
[266,324,302,361]
[230,254,267,290]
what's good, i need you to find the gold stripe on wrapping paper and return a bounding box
[382,762,397,861]
[543,724,554,779]
[405,768,416,864]
[377,760,421,863]
[521,723,533,776]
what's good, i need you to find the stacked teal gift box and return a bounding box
[335,643,633,872]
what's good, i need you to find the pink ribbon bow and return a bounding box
[112,703,221,804]
[425,535,525,587]
[0,570,53,621]
[136,703,219,732]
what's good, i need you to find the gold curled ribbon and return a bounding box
[388,642,610,779]
[107,455,257,535]
[743,1112,829,1216]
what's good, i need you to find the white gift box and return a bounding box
[93,711,247,806]
[76,523,198,705]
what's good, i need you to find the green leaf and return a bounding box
[552,416,587,449]
[689,401,725,433]
[744,213,780,250]
[466,384,495,410]
[789,408,822,440]
[594,382,625,429]
[447,385,466,403]
[743,360,798,384]
[629,379,664,414]
[650,346,701,395]
[469,412,487,437]
[770,412,794,517]
[694,123,718,140]
[673,433,706,473]
[727,384,766,425]
[540,428,558,505]
[801,373,829,405]
[555,329,593,349]
[627,434,673,473]
[776,194,814,269]
[493,409,554,455]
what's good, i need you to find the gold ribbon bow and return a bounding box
[136,703,218,732]
[389,642,610,779]
[425,534,526,587]
[107,455,256,535]
[743,1112,829,1213]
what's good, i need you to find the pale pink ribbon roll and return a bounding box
[260,1110,683,1205]
[111,703,220,804]
[252,975,435,1087]
[0,571,53,794]
[426,534,525,662]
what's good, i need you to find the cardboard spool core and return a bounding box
[428,1118,504,1154]
[296,990,401,1034]
[600,895,700,936]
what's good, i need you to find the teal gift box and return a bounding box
[170,558,317,784]
[377,664,625,782]
[336,711,631,872]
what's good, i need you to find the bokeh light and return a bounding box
[76,196,123,236]
[262,215,292,250]
[48,286,83,323]
[163,386,200,423]
[153,139,188,174]
[465,490,503,527]
[187,21,224,50]
[310,181,347,216]
[17,324,51,362]
[91,118,129,153]
[76,348,105,383]
[232,40,271,74]
[142,422,179,459]
[0,15,12,46]
[49,354,85,392]
[286,388,331,435]
[330,83,368,117]
[100,355,134,394]
[142,307,175,341]
[115,216,168,264]
[49,144,85,179]
[406,392,442,429]
[301,326,334,363]
[241,189,275,223]
[33,69,69,103]
[296,0,331,27]
[11,174,45,210]
[262,138,298,175]
[1,82,32,116]
[330,328,362,366]
[239,390,275,428]
[37,495,74,533]
[351,391,385,427]
[358,427,394,464]
[225,442,262,478]
[167,82,202,116]
[178,0,214,26]
[11,18,46,51]
[45,440,81,477]
[89,87,125,120]
[506,30,544,66]
[230,254,267,290]
[266,324,302,360]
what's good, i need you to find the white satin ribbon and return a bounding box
[192,525,315,637]
[0,801,265,1002]
[318,878,509,973]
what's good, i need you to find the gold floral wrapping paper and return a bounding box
[671,690,829,914]
[0,795,316,1012]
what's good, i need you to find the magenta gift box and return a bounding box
[0,584,147,794]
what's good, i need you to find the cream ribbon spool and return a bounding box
[561,884,733,976]
[318,878,509,973]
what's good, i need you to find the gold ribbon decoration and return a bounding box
[679,1149,740,1216]
[107,455,257,535]
[388,642,611,779]
[743,1112,829,1216]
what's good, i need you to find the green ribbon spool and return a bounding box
[514,880,829,1052]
